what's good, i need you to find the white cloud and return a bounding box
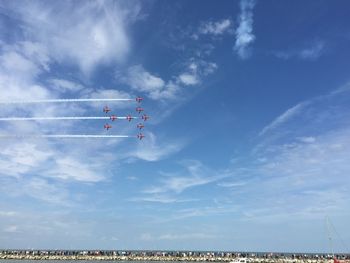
[259,102,307,136]
[4,1,134,74]
[19,41,51,71]
[129,195,195,204]
[234,0,256,59]
[228,85,350,220]
[297,136,316,143]
[47,157,105,182]
[82,88,134,111]
[177,60,217,86]
[0,2,137,121]
[299,41,325,60]
[178,73,199,86]
[0,175,71,205]
[139,232,217,241]
[0,51,41,78]
[247,128,350,219]
[155,205,239,223]
[159,233,216,240]
[198,19,233,36]
[22,178,70,205]
[0,211,17,217]
[119,65,171,100]
[143,161,227,194]
[0,142,53,177]
[119,60,217,100]
[129,132,184,162]
[48,79,84,92]
[140,233,153,241]
[217,181,247,188]
[273,41,326,60]
[259,84,350,138]
[0,3,134,198]
[0,139,105,184]
[4,225,19,233]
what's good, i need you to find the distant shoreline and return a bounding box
[1,252,349,262]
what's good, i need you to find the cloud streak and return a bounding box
[234,0,256,59]
[259,102,308,136]
[143,160,227,195]
[224,84,350,221]
[273,41,326,60]
[128,132,184,162]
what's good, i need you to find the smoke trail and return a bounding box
[0,116,140,121]
[0,98,134,104]
[0,134,132,138]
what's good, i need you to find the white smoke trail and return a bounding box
[0,134,132,138]
[0,98,134,104]
[0,116,140,121]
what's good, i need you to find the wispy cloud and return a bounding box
[234,0,256,59]
[259,102,308,136]
[128,132,185,162]
[0,139,107,183]
[259,83,350,138]
[158,233,217,240]
[177,60,217,87]
[143,160,227,195]
[228,85,350,220]
[299,41,325,60]
[273,41,326,60]
[0,176,71,205]
[0,211,17,217]
[193,19,233,39]
[3,225,19,233]
[129,195,197,204]
[217,181,247,188]
[0,142,54,178]
[139,232,218,241]
[48,78,84,93]
[118,59,217,101]
[245,128,350,220]
[153,204,240,223]
[117,65,177,100]
[178,73,199,86]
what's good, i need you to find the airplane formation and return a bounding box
[0,96,149,140]
[103,96,148,140]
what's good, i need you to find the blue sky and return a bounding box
[0,0,350,253]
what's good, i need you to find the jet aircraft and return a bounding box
[103,106,111,114]
[137,133,145,140]
[104,123,112,130]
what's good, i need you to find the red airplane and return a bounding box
[137,123,145,130]
[137,133,145,140]
[126,115,134,122]
[136,107,144,114]
[104,123,112,130]
[136,96,143,103]
[103,106,111,114]
[110,115,117,121]
[142,114,149,121]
